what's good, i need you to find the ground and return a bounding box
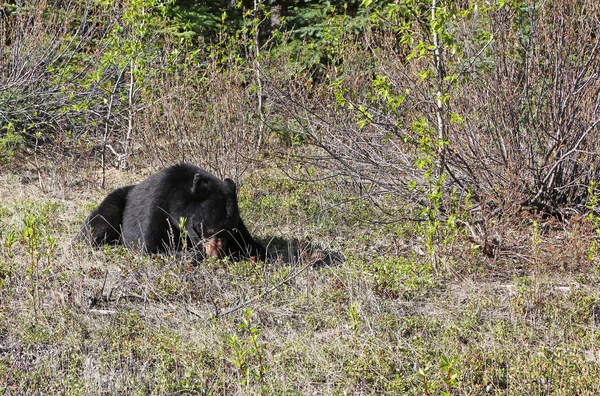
[1,165,600,394]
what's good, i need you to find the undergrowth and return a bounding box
[1,167,600,394]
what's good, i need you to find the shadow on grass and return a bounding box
[261,236,345,269]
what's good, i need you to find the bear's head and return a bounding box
[186,172,241,257]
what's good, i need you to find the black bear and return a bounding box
[79,163,265,260]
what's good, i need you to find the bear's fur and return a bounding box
[80,185,134,246]
[79,163,265,260]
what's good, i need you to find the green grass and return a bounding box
[1,168,600,394]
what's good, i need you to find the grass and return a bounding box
[1,165,600,394]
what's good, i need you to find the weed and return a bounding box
[226,308,267,390]
[0,230,17,300]
[368,255,437,300]
[347,302,360,337]
[418,365,432,395]
[440,354,459,395]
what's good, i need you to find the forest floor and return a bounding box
[1,163,600,394]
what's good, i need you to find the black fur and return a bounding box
[79,185,134,245]
[79,164,265,260]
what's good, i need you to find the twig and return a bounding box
[182,304,204,320]
[211,259,314,320]
[89,309,117,315]
[121,59,135,170]
[101,65,126,188]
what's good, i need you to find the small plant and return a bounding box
[369,256,436,300]
[178,216,188,251]
[586,181,599,221]
[45,236,57,270]
[585,181,600,264]
[0,231,17,300]
[440,355,458,395]
[0,122,25,164]
[417,355,459,395]
[418,365,432,396]
[531,220,541,257]
[226,308,267,389]
[22,214,42,313]
[347,303,360,337]
[15,205,58,315]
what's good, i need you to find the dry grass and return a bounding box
[1,165,600,395]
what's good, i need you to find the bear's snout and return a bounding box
[202,237,225,259]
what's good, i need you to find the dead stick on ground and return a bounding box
[209,259,314,320]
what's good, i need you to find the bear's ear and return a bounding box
[191,173,211,196]
[224,178,237,194]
